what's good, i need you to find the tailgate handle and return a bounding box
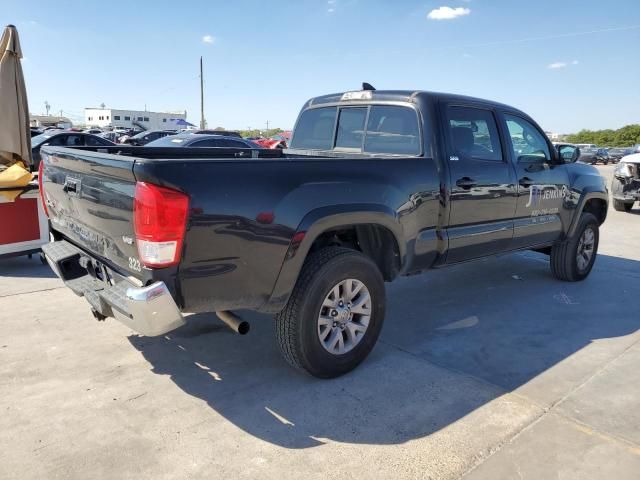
[63,177,81,196]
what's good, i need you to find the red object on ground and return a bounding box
[0,197,40,244]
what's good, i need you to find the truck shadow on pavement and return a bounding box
[128,251,640,449]
[0,255,56,279]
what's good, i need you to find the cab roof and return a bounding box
[306,89,525,115]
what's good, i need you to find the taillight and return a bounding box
[133,182,189,268]
[38,159,49,217]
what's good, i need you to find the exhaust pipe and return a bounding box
[216,311,250,335]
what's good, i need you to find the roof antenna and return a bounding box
[362,82,376,91]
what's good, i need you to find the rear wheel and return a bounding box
[275,247,386,378]
[550,212,599,281]
[613,199,634,212]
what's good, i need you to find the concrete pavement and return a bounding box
[1,165,638,479]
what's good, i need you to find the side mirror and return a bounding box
[557,145,580,163]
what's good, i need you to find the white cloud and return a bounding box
[427,6,471,20]
[328,7,335,12]
[327,0,336,3]
[548,62,567,69]
[202,35,215,44]
[571,60,579,65]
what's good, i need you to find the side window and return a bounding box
[225,140,250,148]
[47,136,66,146]
[191,139,222,147]
[447,107,502,161]
[290,107,337,150]
[65,135,84,146]
[504,114,550,163]
[335,107,367,150]
[85,136,104,146]
[364,106,420,155]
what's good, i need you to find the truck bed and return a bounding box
[40,144,441,315]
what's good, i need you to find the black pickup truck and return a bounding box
[40,88,608,378]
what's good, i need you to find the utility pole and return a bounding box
[265,120,270,132]
[44,101,50,116]
[200,56,206,129]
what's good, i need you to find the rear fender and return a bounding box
[265,204,404,312]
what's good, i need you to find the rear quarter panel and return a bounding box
[134,156,441,313]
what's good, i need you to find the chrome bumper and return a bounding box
[117,282,185,336]
[42,240,185,337]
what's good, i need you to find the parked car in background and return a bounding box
[146,133,263,149]
[251,131,293,149]
[577,146,599,165]
[608,147,634,163]
[99,131,126,143]
[595,148,611,165]
[611,152,640,212]
[190,129,243,138]
[30,132,115,171]
[121,130,177,146]
[252,137,287,149]
[30,127,43,137]
[83,128,103,135]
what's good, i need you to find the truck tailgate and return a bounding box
[40,146,142,279]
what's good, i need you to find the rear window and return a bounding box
[364,106,420,155]
[290,104,421,155]
[290,107,337,150]
[335,108,367,149]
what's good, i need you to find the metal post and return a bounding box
[200,56,205,129]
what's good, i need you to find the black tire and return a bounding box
[550,212,599,282]
[275,247,386,378]
[613,199,633,212]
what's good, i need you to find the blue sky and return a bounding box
[5,0,640,133]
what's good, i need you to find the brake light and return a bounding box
[133,182,189,268]
[38,159,49,217]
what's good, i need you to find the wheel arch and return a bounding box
[567,189,608,237]
[264,204,405,312]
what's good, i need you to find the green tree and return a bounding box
[566,124,640,147]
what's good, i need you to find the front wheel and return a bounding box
[275,247,386,378]
[550,212,599,281]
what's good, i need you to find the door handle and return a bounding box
[456,177,477,189]
[519,177,534,188]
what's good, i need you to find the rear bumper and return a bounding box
[42,240,185,336]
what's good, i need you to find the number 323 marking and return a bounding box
[128,257,142,272]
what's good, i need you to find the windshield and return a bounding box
[131,131,149,139]
[31,133,54,147]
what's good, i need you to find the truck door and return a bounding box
[444,105,518,263]
[499,113,570,249]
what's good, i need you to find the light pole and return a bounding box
[200,56,206,130]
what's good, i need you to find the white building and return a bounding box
[84,108,188,131]
[544,131,566,141]
[30,115,72,129]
